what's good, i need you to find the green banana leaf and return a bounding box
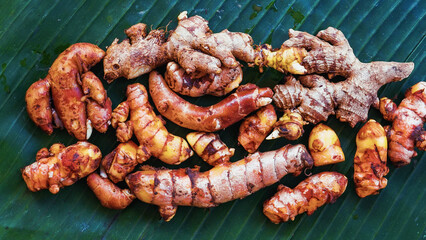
[0,0,424,239]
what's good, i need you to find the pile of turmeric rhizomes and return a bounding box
[23,11,424,223]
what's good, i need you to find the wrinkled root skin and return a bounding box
[239,104,277,153]
[104,23,167,82]
[22,142,102,194]
[126,144,313,221]
[354,120,388,198]
[165,62,243,97]
[267,110,307,141]
[83,71,112,133]
[86,98,112,133]
[103,11,307,85]
[25,43,110,140]
[274,27,414,128]
[87,173,135,210]
[101,141,140,183]
[149,71,273,132]
[173,12,307,76]
[26,78,54,134]
[186,132,235,166]
[111,83,192,165]
[253,44,307,74]
[379,81,426,167]
[263,172,347,223]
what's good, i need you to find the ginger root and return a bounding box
[354,120,389,198]
[308,123,345,166]
[252,44,307,74]
[87,173,135,210]
[26,43,111,140]
[165,11,306,76]
[170,11,306,76]
[126,144,313,221]
[186,132,235,166]
[263,172,347,223]
[379,81,426,167]
[149,71,273,132]
[103,23,167,81]
[238,104,277,153]
[111,83,192,165]
[164,62,242,97]
[103,11,306,84]
[22,141,102,194]
[273,27,414,129]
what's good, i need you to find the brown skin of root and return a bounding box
[82,72,112,133]
[87,173,135,210]
[49,44,105,140]
[103,12,221,81]
[101,141,141,183]
[379,82,426,167]
[25,43,107,140]
[22,142,102,194]
[115,122,134,143]
[164,12,222,77]
[149,71,273,132]
[354,120,389,198]
[89,97,112,132]
[35,147,52,161]
[308,123,345,166]
[25,78,55,134]
[416,131,426,151]
[263,172,347,223]
[111,83,192,165]
[267,110,307,141]
[103,23,168,82]
[179,12,306,75]
[111,101,134,142]
[252,44,307,74]
[111,101,129,129]
[126,144,313,221]
[86,98,112,133]
[196,29,255,69]
[274,27,414,128]
[159,205,178,222]
[103,11,306,84]
[81,71,107,105]
[186,132,235,166]
[238,104,277,153]
[165,61,243,97]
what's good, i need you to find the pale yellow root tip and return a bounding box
[289,61,307,75]
[178,11,188,21]
[260,47,307,74]
[266,129,281,140]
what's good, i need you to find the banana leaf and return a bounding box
[0,0,424,239]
